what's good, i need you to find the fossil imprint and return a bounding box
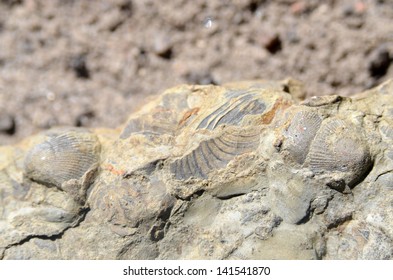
[20,80,381,199]
[24,128,101,189]
[1,79,392,259]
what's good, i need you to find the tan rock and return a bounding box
[1,79,392,259]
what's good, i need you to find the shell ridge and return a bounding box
[213,137,240,156]
[206,98,246,130]
[210,138,238,159]
[24,129,100,188]
[190,150,206,178]
[212,97,253,129]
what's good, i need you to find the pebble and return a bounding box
[368,46,391,78]
[262,34,282,54]
[75,111,95,127]
[0,113,16,135]
[343,1,367,16]
[69,54,90,79]
[290,1,308,15]
[153,34,173,59]
[183,71,217,85]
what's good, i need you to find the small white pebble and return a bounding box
[203,17,214,28]
[46,91,56,101]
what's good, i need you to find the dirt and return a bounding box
[0,0,392,145]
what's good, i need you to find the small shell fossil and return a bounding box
[24,128,101,188]
[171,127,260,180]
[283,110,322,164]
[307,118,372,186]
[120,89,191,139]
[283,112,372,188]
[197,91,266,130]
[120,107,179,139]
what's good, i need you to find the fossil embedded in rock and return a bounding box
[307,118,372,186]
[24,128,101,188]
[283,110,323,164]
[171,127,260,179]
[282,112,372,187]
[120,107,179,139]
[197,90,266,130]
[2,79,393,260]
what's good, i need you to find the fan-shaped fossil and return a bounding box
[120,107,179,139]
[307,118,372,186]
[282,109,372,188]
[170,127,260,179]
[24,128,101,188]
[283,110,323,164]
[197,90,266,130]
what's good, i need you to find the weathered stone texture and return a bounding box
[1,79,392,259]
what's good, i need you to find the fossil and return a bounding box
[170,127,261,179]
[1,79,392,260]
[283,110,323,164]
[24,128,101,189]
[307,118,372,187]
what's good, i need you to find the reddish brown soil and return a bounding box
[0,0,392,144]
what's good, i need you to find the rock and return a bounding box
[261,33,282,54]
[1,79,393,259]
[75,111,95,127]
[0,113,16,135]
[68,54,90,79]
[153,33,173,60]
[183,71,217,85]
[368,46,391,79]
[290,1,309,15]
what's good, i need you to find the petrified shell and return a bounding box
[282,109,372,188]
[120,107,179,139]
[307,118,372,186]
[197,90,266,130]
[24,128,101,188]
[120,88,191,139]
[283,110,322,164]
[170,127,260,180]
[168,85,294,181]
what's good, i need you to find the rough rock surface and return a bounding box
[1,79,392,260]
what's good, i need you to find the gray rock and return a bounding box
[1,79,392,259]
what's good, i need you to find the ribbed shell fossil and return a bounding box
[167,84,296,181]
[283,110,322,164]
[120,107,179,139]
[120,89,191,139]
[24,128,101,188]
[307,118,372,185]
[197,90,266,130]
[170,127,260,179]
[283,114,372,187]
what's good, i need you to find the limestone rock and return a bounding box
[1,79,393,259]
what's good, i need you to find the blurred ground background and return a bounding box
[0,0,392,144]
